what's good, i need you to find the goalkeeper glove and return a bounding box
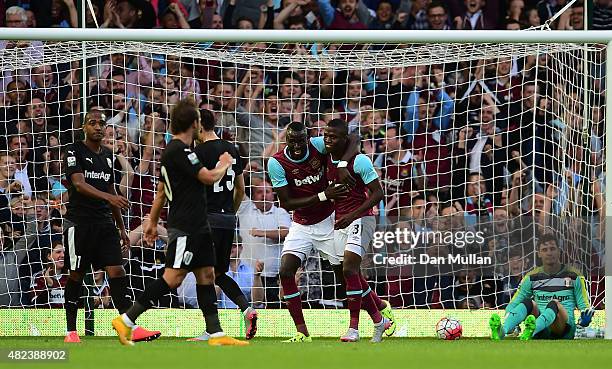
[578,308,595,327]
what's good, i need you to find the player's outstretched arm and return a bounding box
[197,152,233,185]
[267,156,348,211]
[273,183,349,211]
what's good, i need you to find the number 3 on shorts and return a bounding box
[352,223,360,235]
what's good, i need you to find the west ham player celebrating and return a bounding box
[268,121,394,342]
[63,108,159,343]
[324,119,390,342]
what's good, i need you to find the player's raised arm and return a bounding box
[197,152,233,185]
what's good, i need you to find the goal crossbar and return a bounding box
[1,28,612,43]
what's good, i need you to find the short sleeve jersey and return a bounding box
[64,141,114,224]
[160,139,209,234]
[326,153,378,218]
[267,137,334,225]
[195,139,243,214]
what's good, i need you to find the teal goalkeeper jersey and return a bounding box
[506,264,590,326]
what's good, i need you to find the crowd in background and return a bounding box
[0,0,608,310]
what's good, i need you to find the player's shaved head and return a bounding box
[171,98,199,134]
[327,118,348,136]
[200,108,216,132]
[84,107,106,125]
[285,122,308,160]
[286,121,306,134]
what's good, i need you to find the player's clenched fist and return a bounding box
[219,152,233,167]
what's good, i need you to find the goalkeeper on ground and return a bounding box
[489,233,593,340]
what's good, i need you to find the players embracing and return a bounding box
[268,119,395,343]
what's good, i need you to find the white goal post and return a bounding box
[0,28,610,338]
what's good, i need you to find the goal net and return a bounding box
[0,37,606,335]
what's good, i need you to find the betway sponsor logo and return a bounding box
[294,172,322,187]
[85,170,111,182]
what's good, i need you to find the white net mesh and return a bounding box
[0,40,605,313]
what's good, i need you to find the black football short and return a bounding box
[165,229,215,270]
[64,221,123,271]
[211,227,235,274]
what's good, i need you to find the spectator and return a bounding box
[337,76,366,123]
[199,0,223,29]
[359,109,388,157]
[507,0,524,24]
[0,213,36,306]
[557,1,584,30]
[463,172,494,220]
[238,177,291,308]
[50,0,78,28]
[318,0,368,30]
[426,0,450,29]
[220,243,264,308]
[0,7,44,97]
[521,6,541,28]
[368,0,405,30]
[0,153,23,199]
[407,0,430,29]
[101,0,156,29]
[451,270,484,308]
[500,249,527,305]
[450,0,502,30]
[274,0,313,29]
[129,122,166,230]
[223,0,256,29]
[8,135,34,198]
[29,239,66,307]
[537,0,566,25]
[158,3,190,29]
[375,127,425,217]
[1,80,29,139]
[92,270,112,308]
[505,18,522,30]
[403,65,453,141]
[593,0,612,30]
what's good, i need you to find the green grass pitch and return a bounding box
[1,337,611,369]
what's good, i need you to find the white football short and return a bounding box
[334,216,377,259]
[281,213,341,265]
